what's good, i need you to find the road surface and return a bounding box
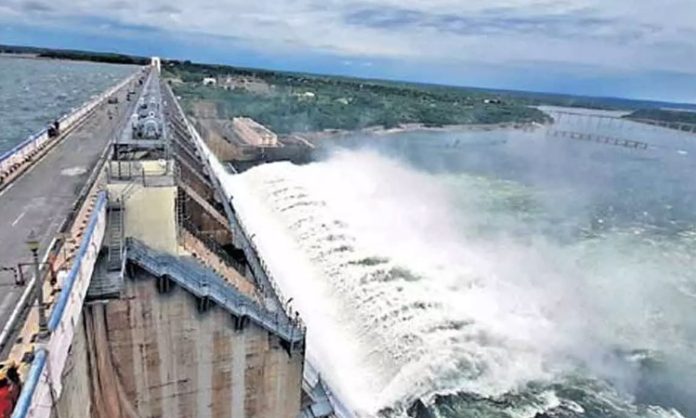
[0,75,139,329]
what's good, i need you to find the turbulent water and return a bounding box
[0,56,136,153]
[213,113,696,417]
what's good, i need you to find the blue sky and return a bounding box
[1,0,695,103]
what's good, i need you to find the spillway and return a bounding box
[206,140,696,418]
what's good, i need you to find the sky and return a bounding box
[1,0,695,103]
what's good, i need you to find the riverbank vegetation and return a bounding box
[0,44,148,65]
[164,61,551,134]
[623,109,696,126]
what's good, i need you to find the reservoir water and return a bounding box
[0,56,136,154]
[214,113,696,417]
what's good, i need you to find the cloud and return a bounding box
[146,5,182,15]
[344,7,425,29]
[342,5,665,44]
[1,0,695,99]
[103,1,130,10]
[18,0,53,12]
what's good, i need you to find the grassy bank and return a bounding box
[165,62,551,134]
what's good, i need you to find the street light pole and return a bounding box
[27,231,48,337]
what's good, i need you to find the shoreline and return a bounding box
[0,53,40,59]
[0,52,140,67]
[296,120,545,142]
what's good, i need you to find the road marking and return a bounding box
[0,293,14,317]
[0,181,15,198]
[61,166,87,177]
[11,211,25,227]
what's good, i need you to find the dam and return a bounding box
[0,58,338,418]
[1,56,694,418]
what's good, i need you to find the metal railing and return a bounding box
[125,238,305,344]
[0,69,144,180]
[48,192,107,330]
[181,220,246,273]
[11,192,108,418]
[106,160,174,187]
[163,79,350,418]
[162,82,305,326]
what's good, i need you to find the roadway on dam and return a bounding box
[0,78,139,334]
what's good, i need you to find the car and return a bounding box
[107,96,119,104]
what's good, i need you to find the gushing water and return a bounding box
[210,139,694,417]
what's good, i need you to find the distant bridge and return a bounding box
[544,109,696,150]
[547,109,696,133]
[547,129,649,150]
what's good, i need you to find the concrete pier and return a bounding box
[56,265,303,418]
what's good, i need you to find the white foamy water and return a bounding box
[222,152,561,414]
[205,143,694,417]
[209,145,693,416]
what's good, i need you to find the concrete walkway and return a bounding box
[0,77,138,329]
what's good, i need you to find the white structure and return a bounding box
[150,56,161,73]
[232,117,278,147]
[203,77,217,86]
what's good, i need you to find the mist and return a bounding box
[213,125,695,417]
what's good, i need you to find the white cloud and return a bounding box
[3,0,696,74]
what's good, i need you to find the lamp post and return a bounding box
[26,231,48,337]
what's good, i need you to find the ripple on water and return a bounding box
[0,56,136,154]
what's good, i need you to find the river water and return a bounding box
[215,112,696,418]
[0,56,136,154]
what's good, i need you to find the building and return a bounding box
[232,117,278,147]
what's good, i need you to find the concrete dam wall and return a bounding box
[56,269,303,418]
[4,64,318,418]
